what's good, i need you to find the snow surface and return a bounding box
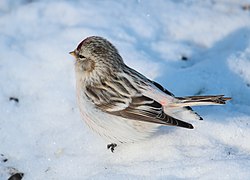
[1,0,250,179]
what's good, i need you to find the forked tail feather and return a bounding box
[172,95,231,107]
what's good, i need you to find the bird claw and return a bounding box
[107,143,117,153]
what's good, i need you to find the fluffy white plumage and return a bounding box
[76,86,160,143]
[71,36,231,147]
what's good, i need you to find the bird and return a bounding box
[69,36,231,152]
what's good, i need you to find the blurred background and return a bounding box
[0,0,250,179]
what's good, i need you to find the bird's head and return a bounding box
[70,36,124,76]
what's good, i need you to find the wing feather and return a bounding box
[85,80,194,129]
[151,80,203,120]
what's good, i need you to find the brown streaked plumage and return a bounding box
[70,36,231,152]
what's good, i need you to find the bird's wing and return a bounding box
[84,82,193,129]
[150,80,175,97]
[148,80,203,121]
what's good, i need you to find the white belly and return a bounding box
[77,89,160,144]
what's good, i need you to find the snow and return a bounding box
[1,0,250,179]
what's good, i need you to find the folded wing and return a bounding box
[85,84,194,129]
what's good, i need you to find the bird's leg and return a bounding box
[107,143,117,153]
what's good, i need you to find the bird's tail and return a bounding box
[172,95,231,107]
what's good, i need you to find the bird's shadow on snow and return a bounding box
[196,27,250,116]
[152,27,250,139]
[181,27,250,68]
[153,126,176,137]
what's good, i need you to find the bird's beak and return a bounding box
[69,50,77,58]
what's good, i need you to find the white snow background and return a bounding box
[1,0,250,179]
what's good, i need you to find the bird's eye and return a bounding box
[78,55,85,59]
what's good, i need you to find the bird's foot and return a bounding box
[107,143,117,153]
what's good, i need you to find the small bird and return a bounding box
[70,36,231,152]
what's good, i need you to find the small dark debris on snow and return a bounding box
[1,154,8,163]
[242,4,250,11]
[181,55,188,61]
[45,167,51,173]
[8,173,24,180]
[9,97,19,103]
